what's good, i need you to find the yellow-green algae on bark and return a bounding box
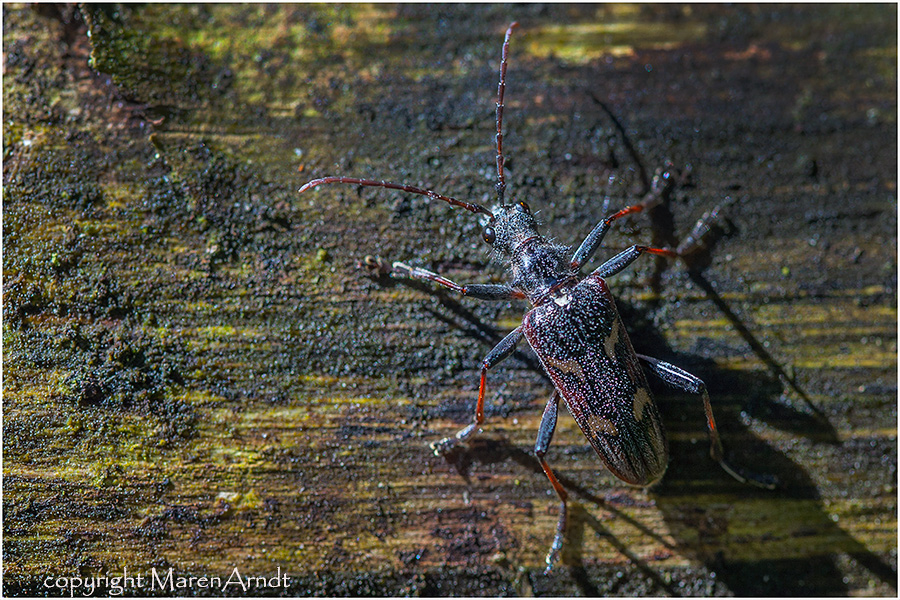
[4,3,896,596]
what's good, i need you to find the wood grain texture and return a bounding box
[4,4,896,596]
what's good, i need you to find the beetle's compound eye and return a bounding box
[517,201,530,213]
[482,225,496,245]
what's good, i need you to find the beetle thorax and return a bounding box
[484,202,573,302]
[511,240,572,302]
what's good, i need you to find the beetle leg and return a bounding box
[637,354,777,490]
[571,187,676,271]
[535,390,568,573]
[570,205,642,271]
[390,261,525,300]
[590,244,677,279]
[430,326,524,455]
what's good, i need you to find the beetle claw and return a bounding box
[360,254,390,275]
[429,437,457,456]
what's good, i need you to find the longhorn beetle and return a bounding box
[299,22,774,572]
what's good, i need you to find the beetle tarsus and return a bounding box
[430,422,478,456]
[429,437,456,456]
[543,501,567,574]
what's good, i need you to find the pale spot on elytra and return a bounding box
[587,414,619,436]
[605,318,621,359]
[633,388,653,421]
[543,354,585,380]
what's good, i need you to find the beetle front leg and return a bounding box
[638,354,777,489]
[570,205,643,271]
[535,390,568,573]
[430,326,524,455]
[366,256,524,301]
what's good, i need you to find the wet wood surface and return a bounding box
[4,4,896,596]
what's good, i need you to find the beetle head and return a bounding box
[481,201,539,256]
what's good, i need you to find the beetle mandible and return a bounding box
[299,21,773,572]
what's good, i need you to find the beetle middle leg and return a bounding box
[430,326,524,455]
[591,244,678,279]
[363,257,526,453]
[637,354,777,489]
[535,390,568,573]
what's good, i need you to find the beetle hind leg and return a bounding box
[535,391,569,573]
[637,354,777,490]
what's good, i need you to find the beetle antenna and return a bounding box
[495,22,519,205]
[299,176,493,217]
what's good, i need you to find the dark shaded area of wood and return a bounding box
[4,4,896,596]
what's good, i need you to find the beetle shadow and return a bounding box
[640,348,896,595]
[608,145,888,592]
[587,89,838,443]
[362,257,895,595]
[442,356,896,596]
[601,126,891,592]
[619,282,893,594]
